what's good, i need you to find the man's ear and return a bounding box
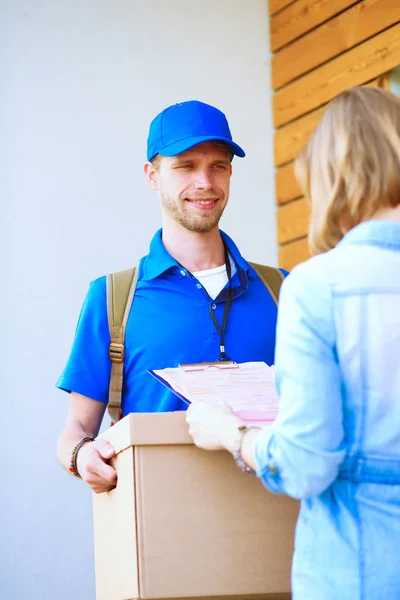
[144,161,159,191]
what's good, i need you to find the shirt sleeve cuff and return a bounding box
[254,426,284,494]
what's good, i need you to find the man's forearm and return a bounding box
[57,421,97,473]
[57,392,107,473]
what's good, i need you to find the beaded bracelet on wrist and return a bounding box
[232,424,259,475]
[69,436,94,478]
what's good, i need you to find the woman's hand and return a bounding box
[186,401,244,451]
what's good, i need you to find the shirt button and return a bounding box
[268,465,277,474]
[196,283,202,289]
[180,270,186,276]
[212,303,217,310]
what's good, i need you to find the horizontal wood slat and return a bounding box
[279,237,310,270]
[270,0,360,52]
[272,0,400,89]
[275,162,302,205]
[277,198,310,244]
[273,75,384,166]
[271,1,397,268]
[274,76,386,205]
[273,23,400,127]
[274,106,324,167]
[269,0,297,16]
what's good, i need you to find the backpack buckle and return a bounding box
[109,342,125,364]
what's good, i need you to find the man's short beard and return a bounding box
[161,194,227,233]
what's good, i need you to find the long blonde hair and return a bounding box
[295,87,400,255]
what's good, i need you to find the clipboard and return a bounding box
[148,361,279,425]
[149,370,191,406]
[178,361,239,372]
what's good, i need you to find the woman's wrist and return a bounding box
[239,427,262,473]
[219,414,246,454]
[219,416,262,473]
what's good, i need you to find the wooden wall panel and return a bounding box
[270,1,400,269]
[275,162,302,205]
[274,106,324,167]
[272,0,400,89]
[274,75,384,167]
[273,23,400,127]
[278,238,310,271]
[270,0,359,51]
[277,198,310,244]
[269,0,296,16]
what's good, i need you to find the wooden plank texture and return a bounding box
[270,0,360,52]
[273,23,400,127]
[273,75,384,166]
[275,162,302,205]
[272,0,400,89]
[274,106,325,167]
[273,75,386,198]
[277,198,310,244]
[279,238,310,270]
[269,0,296,16]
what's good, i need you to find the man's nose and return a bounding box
[194,169,213,190]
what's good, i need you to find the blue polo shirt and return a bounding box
[57,229,286,416]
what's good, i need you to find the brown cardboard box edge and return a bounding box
[98,411,193,454]
[94,412,296,600]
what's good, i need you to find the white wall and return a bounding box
[1,1,275,598]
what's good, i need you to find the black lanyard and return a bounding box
[177,245,234,362]
[207,246,233,361]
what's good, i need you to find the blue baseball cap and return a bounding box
[147,100,246,161]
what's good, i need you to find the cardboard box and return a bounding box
[93,412,298,600]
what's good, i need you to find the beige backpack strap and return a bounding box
[106,267,139,423]
[249,263,285,306]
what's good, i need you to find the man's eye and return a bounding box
[177,164,193,169]
[215,164,228,170]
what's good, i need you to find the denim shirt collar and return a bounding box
[143,228,250,281]
[338,221,400,252]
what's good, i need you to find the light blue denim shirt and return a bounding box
[255,221,400,600]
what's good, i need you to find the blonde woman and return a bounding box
[187,87,400,599]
